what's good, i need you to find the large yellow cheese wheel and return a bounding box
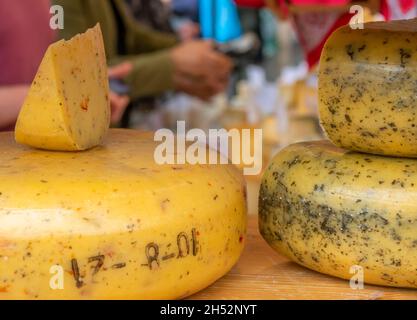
[259,140,417,288]
[0,129,246,299]
[319,19,417,157]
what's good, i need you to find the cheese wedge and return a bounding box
[15,24,110,151]
[259,140,417,288]
[0,129,247,299]
[319,19,417,157]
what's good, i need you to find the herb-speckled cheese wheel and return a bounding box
[259,140,417,288]
[319,19,417,157]
[0,129,246,299]
[15,24,110,151]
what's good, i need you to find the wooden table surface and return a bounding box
[190,215,417,300]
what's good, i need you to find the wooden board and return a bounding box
[189,215,417,300]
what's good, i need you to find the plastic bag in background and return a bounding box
[199,0,242,43]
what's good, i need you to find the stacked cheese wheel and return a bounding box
[0,25,247,299]
[259,19,417,288]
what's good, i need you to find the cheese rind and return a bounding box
[15,24,110,151]
[319,19,417,157]
[0,129,247,299]
[259,140,417,288]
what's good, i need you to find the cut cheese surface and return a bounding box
[15,24,110,151]
[0,129,247,299]
[259,140,417,288]
[319,19,417,157]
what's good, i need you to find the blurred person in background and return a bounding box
[0,0,54,131]
[54,0,232,104]
[122,0,200,127]
[125,0,200,41]
[0,0,131,131]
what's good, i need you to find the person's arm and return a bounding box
[110,0,178,98]
[109,50,174,100]
[0,86,28,129]
[111,40,233,101]
[53,0,231,100]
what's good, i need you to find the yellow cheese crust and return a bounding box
[259,140,417,288]
[15,24,110,151]
[319,19,417,157]
[0,129,247,299]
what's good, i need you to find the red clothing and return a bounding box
[234,0,349,7]
[234,0,265,7]
[0,0,54,131]
[0,0,55,85]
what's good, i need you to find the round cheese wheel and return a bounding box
[259,140,417,288]
[319,20,417,157]
[0,129,246,299]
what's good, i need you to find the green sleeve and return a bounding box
[53,0,89,40]
[113,0,178,54]
[110,50,175,100]
[53,0,177,98]
[124,22,178,54]
[53,0,119,58]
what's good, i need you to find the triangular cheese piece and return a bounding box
[15,24,110,151]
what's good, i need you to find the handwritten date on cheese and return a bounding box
[0,130,246,299]
[15,24,110,151]
[319,19,417,157]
